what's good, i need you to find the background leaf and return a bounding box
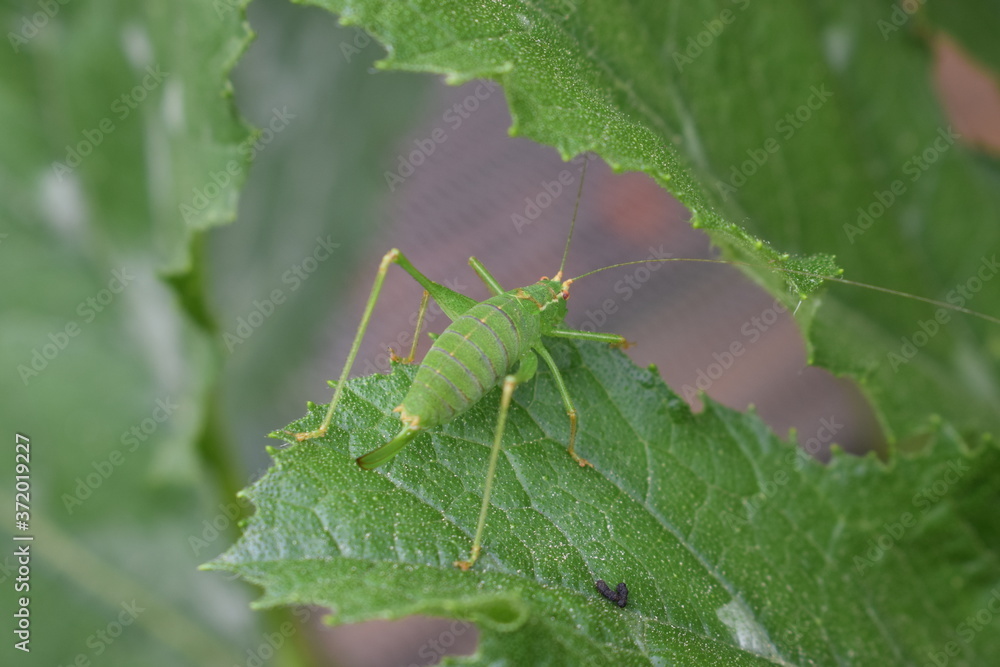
[925,1,1000,75]
[0,1,262,664]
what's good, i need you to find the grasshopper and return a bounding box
[294,160,628,569]
[294,158,1000,570]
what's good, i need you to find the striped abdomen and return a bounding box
[397,292,542,430]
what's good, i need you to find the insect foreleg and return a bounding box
[294,248,475,442]
[390,289,430,364]
[455,350,539,570]
[535,343,591,468]
[547,327,629,348]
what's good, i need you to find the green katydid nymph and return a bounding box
[293,160,629,569]
[293,156,1000,571]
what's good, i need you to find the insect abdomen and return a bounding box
[398,293,541,429]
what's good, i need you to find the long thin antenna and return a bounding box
[570,257,1000,326]
[555,154,589,281]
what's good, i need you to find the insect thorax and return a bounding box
[517,279,568,332]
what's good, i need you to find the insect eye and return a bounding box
[560,290,570,300]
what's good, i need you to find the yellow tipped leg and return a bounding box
[455,352,538,570]
[454,375,518,570]
[295,250,401,441]
[391,290,431,364]
[534,344,591,467]
[295,428,323,441]
[565,407,590,467]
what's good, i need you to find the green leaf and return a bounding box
[208,339,1000,665]
[924,1,1000,76]
[295,0,1000,445]
[209,1,1000,664]
[0,1,261,664]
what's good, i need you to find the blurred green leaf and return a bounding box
[210,340,1000,665]
[924,0,1000,75]
[0,0,260,664]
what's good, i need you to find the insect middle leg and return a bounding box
[547,327,630,348]
[534,329,628,466]
[534,343,591,467]
[390,289,430,364]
